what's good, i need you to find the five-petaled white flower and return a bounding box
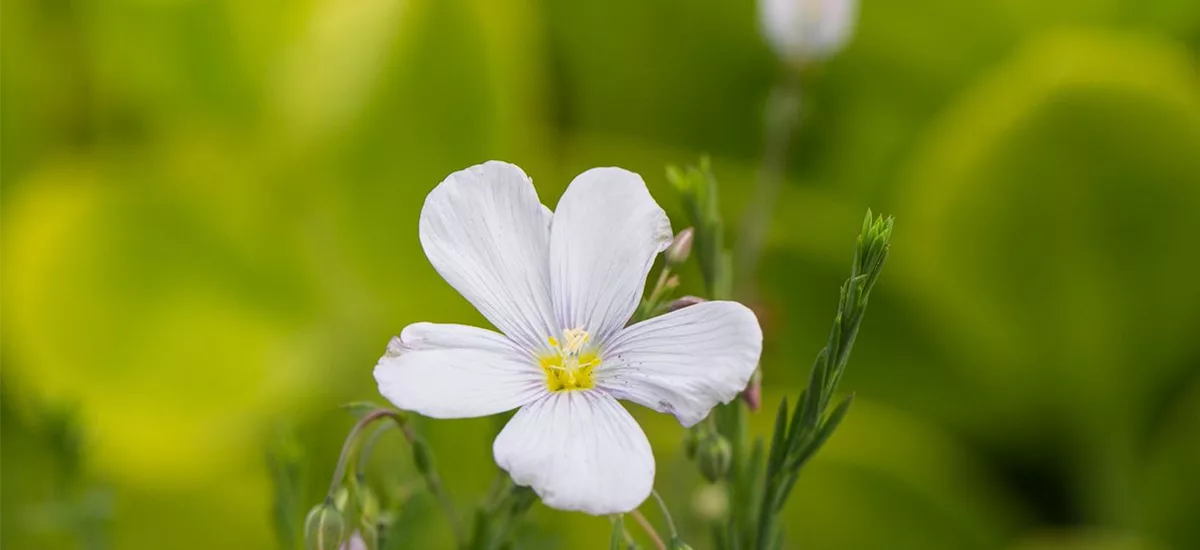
[375,162,762,515]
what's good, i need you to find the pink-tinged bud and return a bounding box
[665,295,707,312]
[665,228,694,266]
[341,533,368,550]
[741,368,763,412]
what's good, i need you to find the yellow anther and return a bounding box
[539,328,600,392]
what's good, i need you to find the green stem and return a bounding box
[325,409,404,500]
[650,490,678,538]
[355,422,393,481]
[638,266,674,320]
[325,408,466,547]
[736,68,803,298]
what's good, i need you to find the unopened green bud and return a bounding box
[304,501,346,550]
[411,438,434,474]
[665,228,694,266]
[697,435,732,483]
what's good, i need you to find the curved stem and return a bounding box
[324,408,466,546]
[355,422,393,481]
[630,509,666,550]
[650,490,678,538]
[326,409,404,500]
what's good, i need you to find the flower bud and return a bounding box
[665,228,694,266]
[759,0,858,64]
[697,435,733,483]
[741,368,762,412]
[341,533,368,550]
[305,501,346,550]
[665,295,707,313]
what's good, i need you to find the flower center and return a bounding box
[539,327,600,392]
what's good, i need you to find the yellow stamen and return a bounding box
[539,327,599,392]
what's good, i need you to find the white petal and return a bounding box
[420,161,557,351]
[549,168,672,343]
[493,391,654,514]
[375,323,545,418]
[597,301,762,427]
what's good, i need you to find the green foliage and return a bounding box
[755,214,891,549]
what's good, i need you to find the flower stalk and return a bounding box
[736,68,804,297]
[650,490,679,540]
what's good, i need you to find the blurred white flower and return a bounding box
[760,0,858,63]
[375,161,762,515]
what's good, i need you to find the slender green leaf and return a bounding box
[786,393,855,472]
[766,398,789,476]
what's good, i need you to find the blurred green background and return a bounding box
[3,0,1199,548]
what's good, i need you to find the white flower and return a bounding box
[760,0,858,63]
[375,161,762,515]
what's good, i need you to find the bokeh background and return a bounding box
[4,0,1199,548]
